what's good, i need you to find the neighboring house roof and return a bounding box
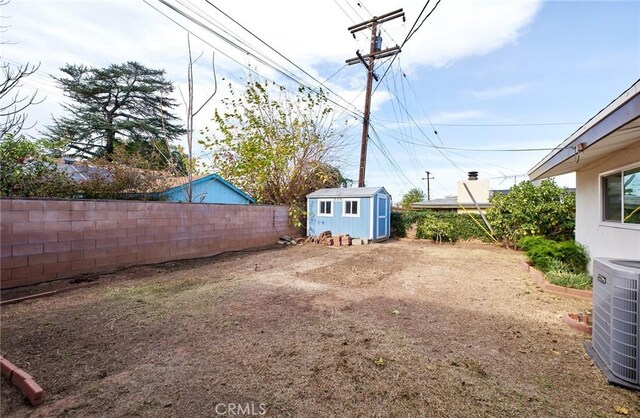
[411,197,491,210]
[163,173,255,203]
[307,186,390,199]
[529,79,640,180]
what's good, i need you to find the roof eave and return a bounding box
[529,79,640,180]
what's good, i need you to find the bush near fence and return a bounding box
[391,210,490,242]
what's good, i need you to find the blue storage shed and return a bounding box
[306,187,392,241]
[163,173,255,204]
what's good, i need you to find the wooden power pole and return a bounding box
[422,171,434,201]
[346,9,404,187]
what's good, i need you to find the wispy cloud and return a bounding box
[471,83,530,99]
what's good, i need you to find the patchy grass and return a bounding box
[1,241,635,417]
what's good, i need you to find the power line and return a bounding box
[148,0,363,120]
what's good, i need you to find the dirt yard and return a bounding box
[1,240,639,417]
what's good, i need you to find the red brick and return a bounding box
[1,276,28,289]
[95,219,118,230]
[57,250,84,262]
[83,248,106,259]
[43,261,72,275]
[117,253,137,264]
[117,236,137,246]
[57,230,83,242]
[1,245,10,257]
[28,210,58,222]
[11,264,43,280]
[0,211,28,222]
[71,239,96,251]
[105,228,127,238]
[126,227,146,237]
[0,199,12,211]
[71,258,95,271]
[43,241,72,253]
[95,238,117,248]
[11,200,44,211]
[71,220,96,231]
[44,221,72,232]
[95,201,119,211]
[84,211,109,221]
[0,358,17,378]
[28,232,58,243]
[12,222,44,234]
[19,378,43,406]
[12,243,43,256]
[56,210,83,221]
[0,233,28,245]
[71,201,96,211]
[116,219,137,229]
[84,229,107,239]
[10,368,32,384]
[44,200,71,211]
[1,255,28,269]
[93,256,113,267]
[105,210,128,220]
[28,253,58,266]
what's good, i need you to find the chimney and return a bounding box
[468,171,478,181]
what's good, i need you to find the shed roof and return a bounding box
[307,186,390,198]
[163,173,255,203]
[529,79,640,180]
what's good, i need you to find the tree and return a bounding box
[400,187,425,208]
[46,61,185,170]
[201,79,348,224]
[0,134,76,197]
[486,179,576,245]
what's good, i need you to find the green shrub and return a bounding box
[390,211,408,238]
[486,179,575,245]
[519,236,589,275]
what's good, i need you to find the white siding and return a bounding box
[575,143,640,272]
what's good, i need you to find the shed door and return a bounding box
[376,195,388,239]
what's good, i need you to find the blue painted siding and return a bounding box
[308,197,373,238]
[307,189,392,240]
[164,178,251,204]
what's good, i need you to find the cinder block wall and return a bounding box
[0,198,299,289]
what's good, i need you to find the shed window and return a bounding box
[603,166,640,224]
[343,199,359,216]
[319,200,332,216]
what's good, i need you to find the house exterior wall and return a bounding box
[307,197,373,239]
[164,180,251,204]
[575,143,640,272]
[0,198,298,289]
[457,180,490,204]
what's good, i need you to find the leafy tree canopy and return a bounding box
[486,179,575,245]
[400,187,425,208]
[46,61,185,171]
[201,79,349,224]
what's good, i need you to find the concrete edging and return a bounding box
[519,260,593,301]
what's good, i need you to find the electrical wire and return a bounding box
[147,0,363,120]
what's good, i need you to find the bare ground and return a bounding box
[1,240,639,417]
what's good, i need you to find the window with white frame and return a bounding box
[319,200,332,216]
[343,199,359,216]
[602,166,640,224]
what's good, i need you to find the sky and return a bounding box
[2,0,639,201]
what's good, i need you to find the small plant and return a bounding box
[518,237,591,289]
[546,260,592,289]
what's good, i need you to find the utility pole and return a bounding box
[346,9,404,187]
[422,171,434,201]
